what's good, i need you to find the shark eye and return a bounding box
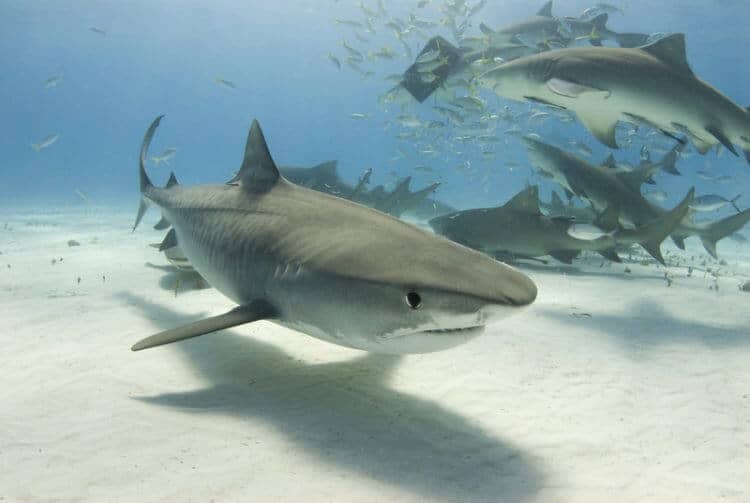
[405,291,422,310]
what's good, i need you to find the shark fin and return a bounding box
[504,185,542,214]
[165,172,179,188]
[698,209,750,259]
[744,149,750,165]
[589,13,609,32]
[550,191,565,211]
[598,248,622,263]
[594,205,620,233]
[158,228,178,252]
[601,154,617,169]
[133,115,163,232]
[153,216,171,231]
[705,125,738,156]
[547,78,610,99]
[693,137,714,154]
[640,34,693,75]
[312,160,338,176]
[549,250,580,264]
[231,120,281,192]
[131,301,277,351]
[479,23,495,35]
[537,1,553,17]
[578,111,620,149]
[633,188,694,265]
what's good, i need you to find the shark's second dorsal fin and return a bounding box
[537,1,553,17]
[601,154,617,169]
[504,186,541,214]
[312,160,338,176]
[230,120,281,192]
[640,34,693,75]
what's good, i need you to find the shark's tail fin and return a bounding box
[615,32,651,48]
[133,115,163,232]
[30,143,41,152]
[616,188,694,265]
[656,141,686,176]
[731,194,742,213]
[699,209,750,258]
[402,36,463,103]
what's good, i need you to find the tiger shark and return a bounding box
[478,34,750,161]
[130,116,536,355]
[525,137,750,258]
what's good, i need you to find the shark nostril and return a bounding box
[405,291,422,310]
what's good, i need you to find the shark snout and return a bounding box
[491,265,537,307]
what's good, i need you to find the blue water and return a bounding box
[2,0,749,212]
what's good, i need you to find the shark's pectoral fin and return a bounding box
[131,301,277,351]
[158,228,178,251]
[705,126,738,156]
[577,110,620,149]
[700,237,718,260]
[547,78,610,99]
[598,248,622,263]
[153,216,171,231]
[549,250,580,264]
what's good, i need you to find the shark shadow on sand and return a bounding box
[538,299,750,356]
[120,292,546,502]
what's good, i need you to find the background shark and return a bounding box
[429,184,692,265]
[132,116,537,355]
[525,137,750,258]
[478,34,750,161]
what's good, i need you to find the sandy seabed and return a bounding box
[0,205,748,502]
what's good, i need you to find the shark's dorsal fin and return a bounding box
[165,172,179,188]
[230,120,281,192]
[312,160,338,176]
[618,163,660,190]
[601,154,617,169]
[640,34,693,75]
[504,186,541,214]
[537,1,553,17]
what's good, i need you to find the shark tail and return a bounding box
[615,32,651,48]
[402,36,463,103]
[618,188,694,265]
[698,209,750,259]
[731,194,742,213]
[30,143,41,152]
[133,115,164,232]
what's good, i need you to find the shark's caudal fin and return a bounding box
[133,115,164,232]
[402,36,464,103]
[131,301,277,351]
[698,209,750,259]
[617,188,694,265]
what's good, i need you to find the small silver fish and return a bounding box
[31,134,59,151]
[690,194,741,212]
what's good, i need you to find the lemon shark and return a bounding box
[428,184,693,265]
[525,137,750,258]
[478,34,750,162]
[131,116,536,354]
